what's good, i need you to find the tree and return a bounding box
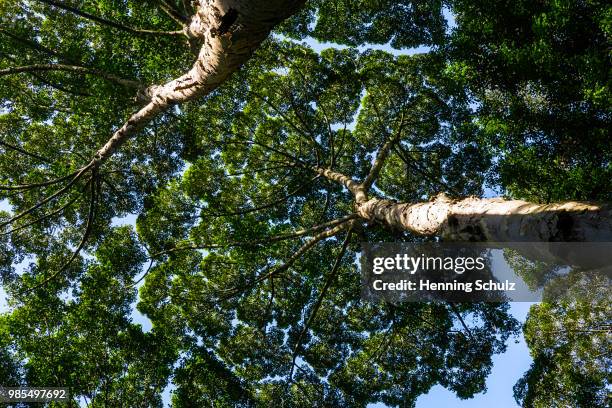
[447,0,612,202]
[0,1,609,406]
[514,294,611,407]
[447,2,612,405]
[1,227,177,407]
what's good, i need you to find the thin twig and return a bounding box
[288,227,353,382]
[220,223,349,300]
[33,0,185,36]
[0,170,81,191]
[0,64,142,88]
[362,112,405,190]
[19,174,97,295]
[0,193,82,237]
[0,139,54,164]
[159,0,188,25]
[0,164,91,229]
[154,214,357,257]
[449,304,474,341]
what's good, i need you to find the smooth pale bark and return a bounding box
[357,194,612,242]
[92,0,305,166]
[312,160,611,242]
[313,167,368,203]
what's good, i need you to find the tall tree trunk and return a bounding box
[357,194,612,242]
[94,0,305,165]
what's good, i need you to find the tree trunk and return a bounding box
[357,194,612,242]
[94,0,305,165]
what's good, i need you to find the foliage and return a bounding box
[0,0,609,406]
[515,296,611,407]
[448,0,612,202]
[279,0,448,48]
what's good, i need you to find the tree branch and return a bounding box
[449,304,474,341]
[27,71,92,97]
[19,175,97,295]
[1,193,82,237]
[362,112,405,191]
[288,227,353,382]
[393,144,461,196]
[0,29,79,64]
[181,0,193,15]
[312,166,367,203]
[88,0,306,166]
[276,49,336,164]
[250,91,324,164]
[221,139,309,169]
[0,164,92,229]
[201,174,318,218]
[159,0,188,25]
[310,112,406,204]
[0,64,142,89]
[33,0,185,36]
[155,214,358,256]
[221,222,348,299]
[0,171,80,192]
[256,223,348,282]
[0,139,54,164]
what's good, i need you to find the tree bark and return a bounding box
[312,164,612,242]
[357,193,612,242]
[92,0,305,166]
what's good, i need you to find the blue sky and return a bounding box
[415,303,533,408]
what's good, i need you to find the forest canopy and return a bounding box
[0,1,610,407]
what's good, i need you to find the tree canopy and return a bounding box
[0,1,610,407]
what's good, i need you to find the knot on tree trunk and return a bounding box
[135,84,164,104]
[211,8,239,37]
[431,192,454,203]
